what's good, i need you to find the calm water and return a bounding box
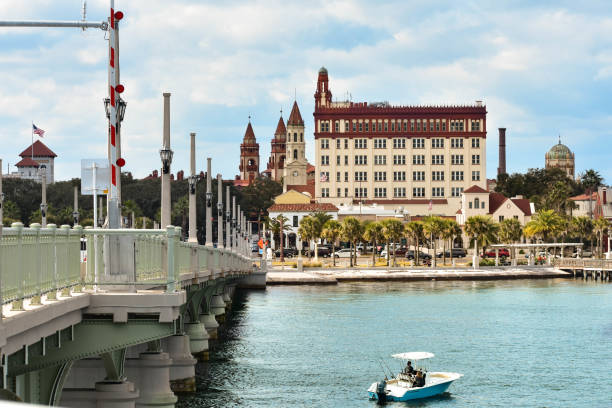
[178,279,612,407]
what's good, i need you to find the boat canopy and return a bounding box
[391,352,434,361]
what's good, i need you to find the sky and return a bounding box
[1,0,611,183]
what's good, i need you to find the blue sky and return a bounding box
[1,0,611,183]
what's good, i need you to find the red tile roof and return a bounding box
[511,198,532,216]
[19,140,57,158]
[274,116,286,137]
[268,203,338,213]
[464,185,488,194]
[287,101,304,126]
[570,192,597,201]
[15,157,39,167]
[287,183,315,198]
[306,163,315,173]
[488,192,508,213]
[232,179,251,187]
[243,122,256,143]
[354,199,448,205]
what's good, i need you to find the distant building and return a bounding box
[283,101,309,190]
[265,114,287,182]
[238,120,260,184]
[13,140,57,183]
[545,137,574,179]
[570,186,612,220]
[456,185,534,226]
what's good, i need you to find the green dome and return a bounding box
[318,66,328,74]
[546,142,573,160]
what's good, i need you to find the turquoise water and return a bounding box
[178,279,612,407]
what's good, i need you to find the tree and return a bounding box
[499,218,523,262]
[172,195,190,237]
[269,214,290,261]
[3,200,21,221]
[381,219,404,267]
[579,169,604,219]
[523,210,563,243]
[321,219,342,266]
[363,221,384,265]
[570,216,593,254]
[341,217,363,267]
[309,211,333,259]
[593,217,609,258]
[465,215,499,259]
[298,216,316,261]
[423,216,445,267]
[441,219,462,265]
[405,221,425,266]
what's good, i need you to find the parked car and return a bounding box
[437,248,467,258]
[380,246,407,258]
[274,247,298,258]
[483,248,510,258]
[301,246,332,257]
[334,248,361,258]
[356,243,374,252]
[405,250,432,260]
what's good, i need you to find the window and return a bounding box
[432,171,444,181]
[354,155,367,165]
[336,139,341,149]
[344,139,349,149]
[472,138,480,148]
[413,155,425,165]
[513,215,519,220]
[403,121,408,131]
[432,187,444,197]
[413,187,425,197]
[352,122,356,132]
[345,188,349,197]
[451,154,464,165]
[384,122,388,132]
[430,120,434,131]
[293,149,298,160]
[355,139,367,149]
[471,120,480,131]
[321,188,329,198]
[391,121,395,132]
[432,155,445,165]
[321,171,329,182]
[359,122,363,132]
[469,202,473,209]
[334,121,339,133]
[417,120,421,131]
[374,138,386,149]
[413,171,425,181]
[321,155,329,165]
[410,120,415,131]
[337,187,341,197]
[393,171,406,181]
[472,154,480,165]
[413,138,425,149]
[498,215,504,222]
[472,171,481,181]
[354,171,368,182]
[451,187,464,197]
[481,201,485,209]
[474,197,480,208]
[374,155,387,165]
[365,122,369,132]
[378,122,382,131]
[355,187,367,198]
[336,155,341,165]
[393,138,406,149]
[344,120,349,132]
[374,187,387,198]
[336,172,341,182]
[393,155,406,165]
[321,122,330,132]
[394,187,406,198]
[321,139,329,149]
[432,138,444,149]
[344,155,349,165]
[451,138,464,148]
[442,120,447,131]
[436,120,440,131]
[450,120,464,131]
[293,216,299,227]
[344,172,349,182]
[451,171,464,181]
[374,171,387,182]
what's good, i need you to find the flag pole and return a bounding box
[31,121,34,160]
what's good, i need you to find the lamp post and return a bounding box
[217,174,223,249]
[0,158,3,233]
[232,196,237,252]
[159,93,172,228]
[73,186,79,226]
[188,132,197,242]
[205,158,213,247]
[236,205,241,253]
[226,186,231,249]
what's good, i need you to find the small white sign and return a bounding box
[81,159,110,195]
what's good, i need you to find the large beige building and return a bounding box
[313,67,488,217]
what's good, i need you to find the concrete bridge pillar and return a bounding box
[210,294,227,323]
[184,321,209,361]
[200,313,219,340]
[162,335,197,392]
[63,381,140,408]
[125,351,177,408]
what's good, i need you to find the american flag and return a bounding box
[33,124,45,137]
[320,172,328,182]
[428,200,433,211]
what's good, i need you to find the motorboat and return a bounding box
[367,352,462,402]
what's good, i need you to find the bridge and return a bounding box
[553,258,612,281]
[0,222,262,406]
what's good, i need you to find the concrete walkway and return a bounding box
[266,266,571,285]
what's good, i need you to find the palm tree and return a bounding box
[405,221,425,266]
[593,217,609,258]
[382,219,404,267]
[524,210,563,243]
[465,215,499,264]
[171,195,189,237]
[579,169,603,219]
[341,217,363,267]
[309,211,333,260]
[423,216,445,267]
[269,214,290,261]
[499,218,523,263]
[441,219,462,265]
[321,219,342,266]
[298,216,315,261]
[363,221,384,265]
[570,216,593,256]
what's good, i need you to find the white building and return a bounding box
[14,140,57,183]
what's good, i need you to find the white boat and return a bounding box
[367,352,462,402]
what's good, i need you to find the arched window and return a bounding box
[300,133,303,142]
[294,133,297,142]
[293,149,298,159]
[474,197,479,208]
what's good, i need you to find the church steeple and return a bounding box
[239,119,260,183]
[314,66,332,109]
[284,100,307,190]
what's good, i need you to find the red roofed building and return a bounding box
[16,140,57,182]
[265,114,287,182]
[457,185,534,226]
[238,120,260,185]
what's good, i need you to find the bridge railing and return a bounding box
[553,258,612,270]
[0,222,82,310]
[0,223,252,308]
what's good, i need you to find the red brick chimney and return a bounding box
[498,128,506,176]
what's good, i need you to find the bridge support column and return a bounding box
[184,320,209,361]
[200,313,219,340]
[63,381,139,408]
[210,294,227,323]
[163,335,197,392]
[125,351,177,408]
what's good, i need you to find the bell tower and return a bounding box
[314,66,332,109]
[283,101,308,190]
[239,119,260,183]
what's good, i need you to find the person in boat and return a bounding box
[413,370,425,387]
[404,361,414,375]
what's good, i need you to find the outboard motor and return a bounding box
[376,380,387,404]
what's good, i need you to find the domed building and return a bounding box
[545,137,575,179]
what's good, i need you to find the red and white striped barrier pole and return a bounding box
[107,0,124,228]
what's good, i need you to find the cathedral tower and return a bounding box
[283,101,308,190]
[314,66,332,109]
[266,113,286,182]
[239,120,260,183]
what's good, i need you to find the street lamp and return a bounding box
[104,97,127,122]
[188,174,197,195]
[40,203,47,218]
[206,191,213,208]
[0,192,4,210]
[159,148,173,174]
[73,210,79,225]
